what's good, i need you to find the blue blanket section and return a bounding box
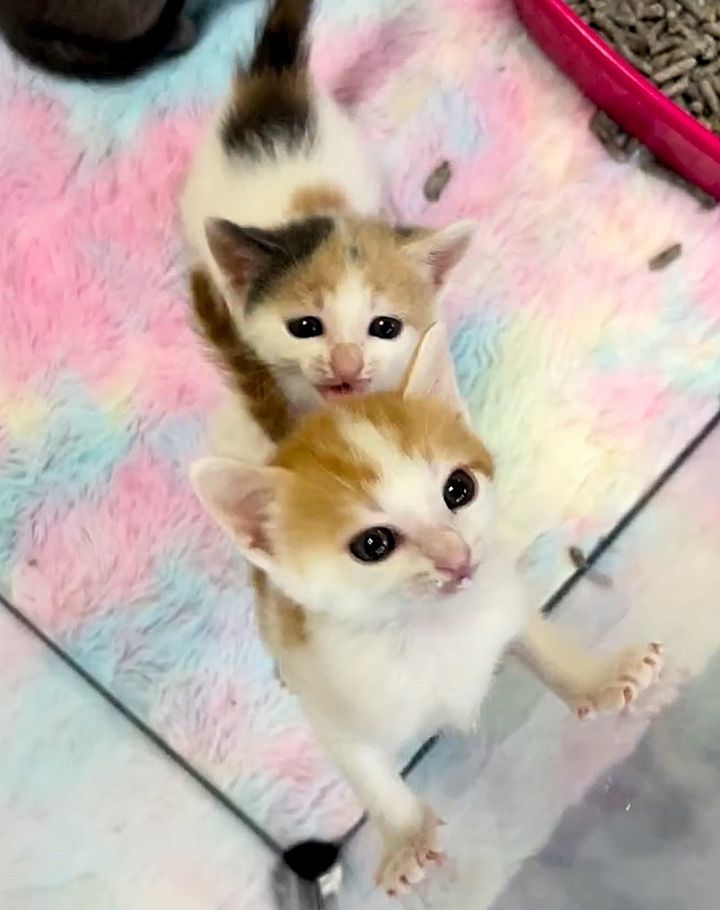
[45,1,266,155]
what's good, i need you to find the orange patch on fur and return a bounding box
[265,216,436,328]
[272,406,380,554]
[290,184,348,217]
[351,219,436,330]
[264,225,345,314]
[346,394,494,479]
[189,269,292,443]
[269,391,492,561]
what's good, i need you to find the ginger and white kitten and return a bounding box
[181,0,475,455]
[191,325,663,895]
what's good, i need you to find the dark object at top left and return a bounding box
[0,0,196,80]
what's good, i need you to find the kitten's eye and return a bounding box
[349,526,397,563]
[286,316,324,338]
[443,469,476,511]
[369,316,403,340]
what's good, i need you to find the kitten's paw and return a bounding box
[376,805,445,897]
[573,642,663,719]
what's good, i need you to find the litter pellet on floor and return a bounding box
[423,160,452,201]
[648,242,683,270]
[589,108,719,208]
[590,109,640,160]
[567,546,613,587]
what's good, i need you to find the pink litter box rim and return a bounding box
[514,0,720,199]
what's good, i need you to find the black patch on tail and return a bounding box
[221,79,313,157]
[221,0,315,157]
[250,0,313,75]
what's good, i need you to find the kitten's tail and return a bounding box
[223,0,314,155]
[189,270,292,444]
[249,0,314,76]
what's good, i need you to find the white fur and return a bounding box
[289,550,527,743]
[290,549,528,892]
[204,391,276,462]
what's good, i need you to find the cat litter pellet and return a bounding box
[589,108,719,207]
[568,0,720,136]
[648,241,683,269]
[590,109,640,159]
[423,160,452,202]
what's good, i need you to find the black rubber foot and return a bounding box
[283,839,340,881]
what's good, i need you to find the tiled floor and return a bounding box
[0,609,280,910]
[339,422,720,907]
[492,652,720,910]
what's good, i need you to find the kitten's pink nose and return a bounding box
[421,530,473,583]
[436,555,474,584]
[330,343,363,381]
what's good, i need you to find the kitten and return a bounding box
[0,0,195,79]
[181,0,475,433]
[191,325,664,895]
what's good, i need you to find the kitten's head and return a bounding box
[192,324,495,623]
[205,214,475,407]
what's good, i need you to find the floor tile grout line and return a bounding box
[337,400,720,852]
[541,401,720,614]
[0,589,285,859]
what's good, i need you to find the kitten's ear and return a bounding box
[205,219,282,293]
[401,323,467,419]
[400,220,476,288]
[190,457,287,572]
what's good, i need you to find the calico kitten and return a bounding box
[181,0,475,426]
[0,0,195,79]
[191,325,664,895]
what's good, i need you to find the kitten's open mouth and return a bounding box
[437,573,476,596]
[439,578,472,596]
[316,381,368,399]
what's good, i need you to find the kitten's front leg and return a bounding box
[513,612,663,718]
[322,737,445,896]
